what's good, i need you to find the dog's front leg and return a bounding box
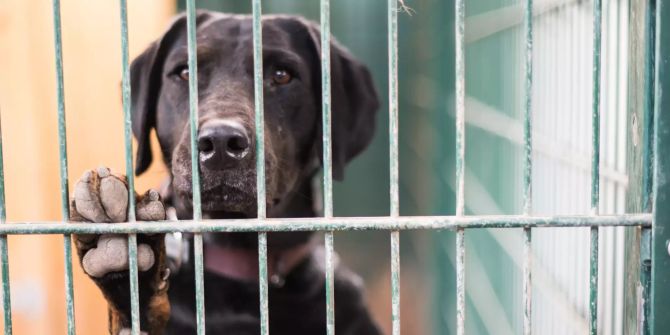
[70,167,170,335]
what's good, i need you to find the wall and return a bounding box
[0,1,174,333]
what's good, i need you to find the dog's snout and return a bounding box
[197,121,251,170]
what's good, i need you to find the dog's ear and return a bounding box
[299,20,380,180]
[131,11,214,175]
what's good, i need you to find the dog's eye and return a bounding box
[272,69,292,85]
[178,67,190,81]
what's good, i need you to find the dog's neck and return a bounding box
[164,170,321,284]
[203,239,314,286]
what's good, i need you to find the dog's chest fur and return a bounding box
[164,250,380,335]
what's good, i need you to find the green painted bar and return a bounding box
[320,0,336,330]
[589,227,599,334]
[388,1,401,334]
[388,0,399,218]
[0,214,651,234]
[390,231,400,335]
[589,0,602,333]
[119,0,136,221]
[118,1,141,333]
[321,0,333,219]
[51,0,76,333]
[325,231,335,335]
[251,0,270,334]
[454,0,466,332]
[651,0,670,332]
[185,1,206,333]
[127,234,140,335]
[640,228,651,335]
[522,0,533,333]
[0,116,12,334]
[258,232,269,335]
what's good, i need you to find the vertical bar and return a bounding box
[390,231,400,335]
[324,232,335,335]
[651,0,670,332]
[454,0,466,333]
[118,2,140,334]
[251,0,269,334]
[185,1,206,334]
[51,1,76,333]
[522,0,533,334]
[320,0,336,334]
[590,0,603,333]
[0,117,12,334]
[388,1,401,334]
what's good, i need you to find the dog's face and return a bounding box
[130,11,378,223]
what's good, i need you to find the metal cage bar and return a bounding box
[388,1,401,335]
[319,0,336,333]
[0,117,12,335]
[651,0,670,332]
[6,1,661,334]
[522,0,534,333]
[184,1,207,334]
[51,0,76,333]
[454,0,466,333]
[590,0,603,333]
[118,2,142,334]
[251,0,270,334]
[0,214,651,234]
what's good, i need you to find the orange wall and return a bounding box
[0,1,174,333]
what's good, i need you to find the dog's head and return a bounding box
[130,11,378,223]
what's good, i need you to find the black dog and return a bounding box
[70,10,382,335]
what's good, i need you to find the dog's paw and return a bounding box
[71,166,166,278]
[72,166,165,223]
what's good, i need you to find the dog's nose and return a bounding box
[197,122,251,170]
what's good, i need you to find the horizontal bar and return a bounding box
[0,214,650,234]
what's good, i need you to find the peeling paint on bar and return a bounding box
[0,214,651,234]
[390,231,400,335]
[523,226,532,335]
[320,1,336,331]
[455,0,466,332]
[590,0,602,333]
[389,0,399,219]
[321,0,333,219]
[127,234,140,335]
[251,0,270,334]
[0,115,12,334]
[119,2,141,334]
[258,232,269,335]
[185,1,206,334]
[51,0,76,333]
[325,232,335,335]
[522,0,533,333]
[388,1,401,334]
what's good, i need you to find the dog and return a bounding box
[69,10,382,335]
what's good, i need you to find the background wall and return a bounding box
[0,1,174,333]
